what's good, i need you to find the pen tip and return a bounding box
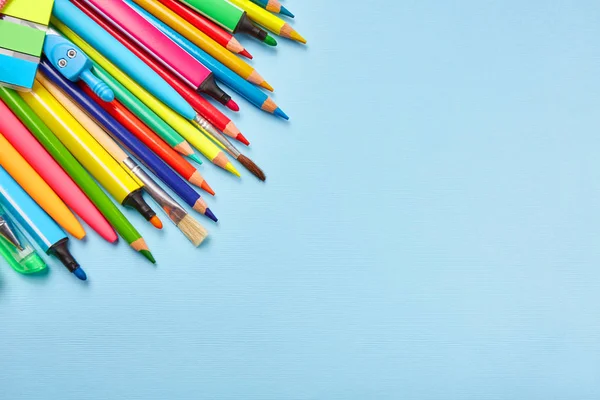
[150,216,163,229]
[141,250,156,264]
[226,98,240,112]
[236,133,250,146]
[205,208,218,223]
[239,49,253,59]
[73,267,87,281]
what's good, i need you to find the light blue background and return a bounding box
[2,0,600,398]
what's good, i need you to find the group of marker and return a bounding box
[0,0,305,280]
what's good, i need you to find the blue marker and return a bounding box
[0,166,87,281]
[44,31,114,102]
[51,0,196,120]
[127,0,289,120]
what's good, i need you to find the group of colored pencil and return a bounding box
[0,0,305,280]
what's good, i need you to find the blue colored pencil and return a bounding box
[250,0,294,18]
[39,60,217,222]
[127,0,288,119]
[51,0,197,120]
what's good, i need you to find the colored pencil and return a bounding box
[128,0,274,90]
[173,0,276,46]
[54,23,241,177]
[0,133,86,240]
[81,0,237,110]
[193,119,265,181]
[250,0,294,18]
[65,5,247,144]
[0,166,87,281]
[77,79,215,196]
[0,205,47,275]
[229,0,306,43]
[157,0,252,58]
[39,73,209,245]
[52,0,197,120]
[47,29,199,162]
[20,79,162,229]
[0,98,117,243]
[39,61,218,222]
[135,3,288,120]
[0,87,154,262]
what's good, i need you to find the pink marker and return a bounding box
[0,100,118,243]
[81,0,238,111]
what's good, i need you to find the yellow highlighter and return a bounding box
[0,133,86,239]
[54,21,240,177]
[19,80,160,225]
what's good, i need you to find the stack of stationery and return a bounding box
[0,0,306,281]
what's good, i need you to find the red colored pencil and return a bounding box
[80,81,215,196]
[73,0,248,145]
[158,0,252,59]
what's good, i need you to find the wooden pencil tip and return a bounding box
[238,155,266,181]
[173,141,195,156]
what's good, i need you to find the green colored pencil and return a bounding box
[91,65,202,165]
[0,87,155,263]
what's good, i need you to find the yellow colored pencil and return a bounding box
[228,0,306,43]
[55,22,240,177]
[0,133,86,239]
[129,0,273,91]
[20,80,162,226]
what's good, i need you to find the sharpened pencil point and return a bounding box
[188,153,204,165]
[150,216,163,229]
[205,208,218,222]
[289,30,307,44]
[226,98,240,112]
[263,35,278,46]
[274,107,289,120]
[73,267,87,281]
[239,49,253,59]
[225,162,242,177]
[261,81,274,92]
[201,181,216,196]
[141,250,156,264]
[236,133,250,146]
[280,5,295,18]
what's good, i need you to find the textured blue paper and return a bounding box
[3,0,600,398]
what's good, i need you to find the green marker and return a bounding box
[0,206,47,275]
[0,87,155,264]
[180,0,273,45]
[92,65,203,165]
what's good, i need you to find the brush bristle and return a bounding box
[237,154,266,181]
[177,214,209,247]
